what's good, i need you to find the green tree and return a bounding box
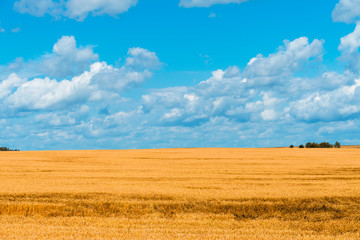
[319,142,333,148]
[311,142,320,148]
[0,146,19,151]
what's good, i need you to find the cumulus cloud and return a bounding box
[338,22,360,72]
[332,0,360,23]
[43,36,99,78]
[92,48,160,91]
[91,64,153,92]
[289,79,360,122]
[333,0,360,73]
[339,23,360,53]
[65,0,138,20]
[6,66,96,110]
[0,35,98,79]
[13,0,63,17]
[14,0,138,21]
[35,105,89,126]
[261,109,277,121]
[179,0,248,8]
[126,47,162,70]
[0,36,159,113]
[139,37,325,127]
[1,37,161,85]
[243,37,324,86]
[0,74,26,99]
[135,32,360,137]
[1,25,359,149]
[288,71,355,94]
[3,59,157,111]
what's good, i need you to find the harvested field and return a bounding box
[1,148,360,239]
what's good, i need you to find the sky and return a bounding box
[0,0,360,150]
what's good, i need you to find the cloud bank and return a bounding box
[0,35,160,113]
[2,0,360,150]
[2,33,358,150]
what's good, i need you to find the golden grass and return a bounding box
[342,145,360,149]
[1,148,360,239]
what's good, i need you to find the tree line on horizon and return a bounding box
[0,146,20,151]
[290,142,341,149]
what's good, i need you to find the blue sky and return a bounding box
[1,0,360,150]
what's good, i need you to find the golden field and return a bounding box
[1,148,360,239]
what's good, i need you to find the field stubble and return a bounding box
[1,148,360,239]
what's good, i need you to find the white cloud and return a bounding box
[261,109,277,121]
[125,47,161,70]
[91,64,153,92]
[0,37,160,86]
[65,0,138,20]
[36,113,76,126]
[289,79,360,122]
[104,111,135,127]
[43,36,99,78]
[332,0,360,23]
[0,74,26,99]
[6,65,96,110]
[317,71,354,89]
[14,0,138,21]
[339,23,360,52]
[92,48,160,91]
[1,30,357,150]
[35,106,89,126]
[14,0,63,17]
[179,0,248,8]
[287,71,355,96]
[4,58,157,111]
[0,36,159,112]
[243,37,324,86]
[142,87,190,112]
[333,1,360,73]
[139,37,326,127]
[162,108,184,121]
[338,22,360,72]
[0,35,98,79]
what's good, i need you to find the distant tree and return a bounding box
[334,141,341,148]
[304,141,341,149]
[290,145,294,148]
[0,146,19,151]
[311,142,320,148]
[319,142,333,148]
[299,145,305,148]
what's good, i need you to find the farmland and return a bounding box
[1,148,360,239]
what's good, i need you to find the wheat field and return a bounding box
[1,148,360,239]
